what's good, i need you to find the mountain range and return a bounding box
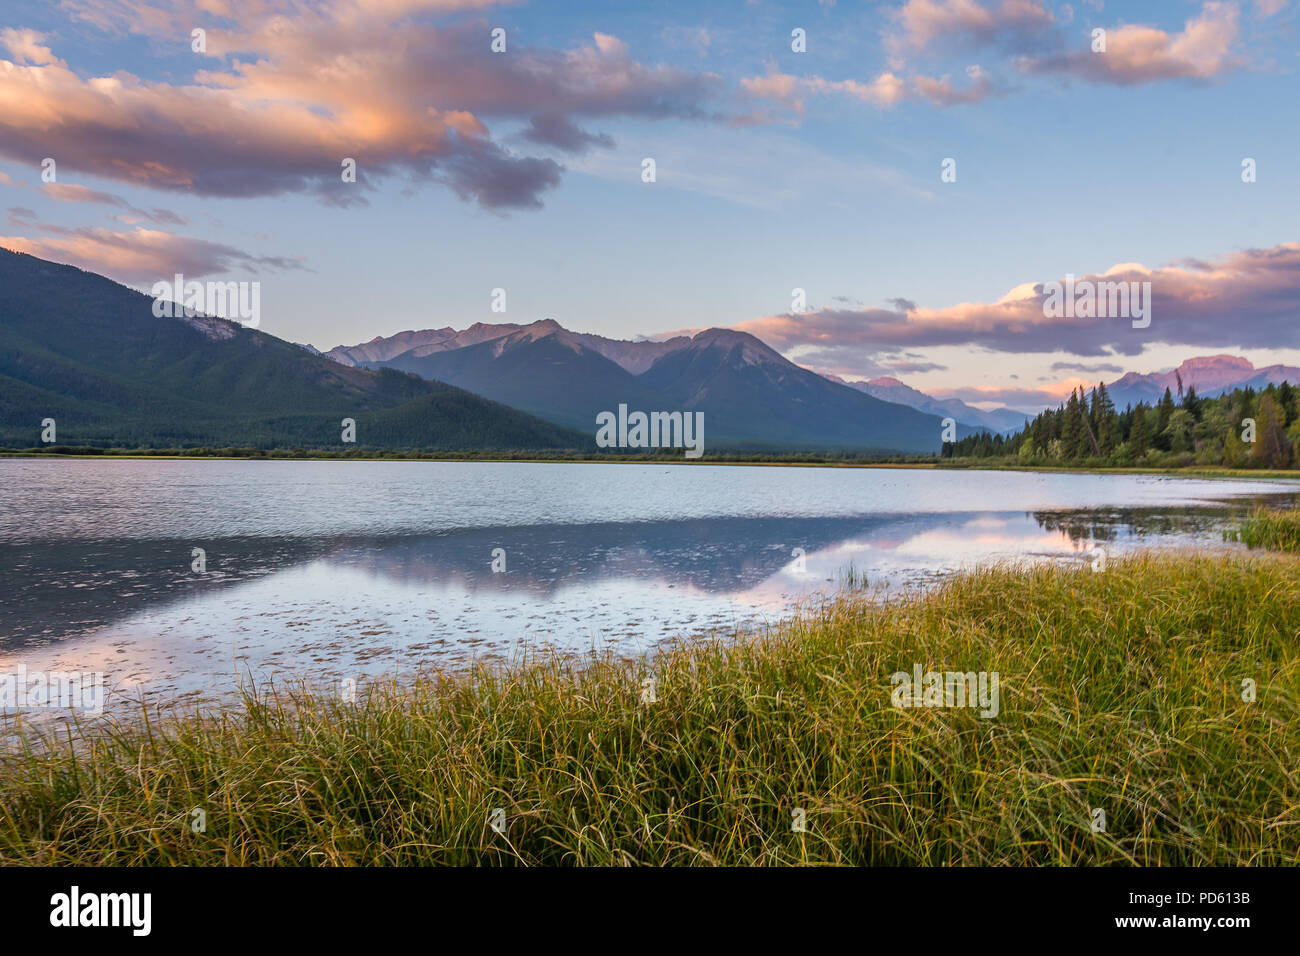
[333,324,1038,437]
[1103,355,1300,409]
[0,250,960,453]
[331,321,1030,436]
[0,249,584,450]
[351,319,964,452]
[7,246,1295,454]
[323,322,1300,446]
[326,322,693,376]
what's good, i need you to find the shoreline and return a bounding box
[4,450,1300,482]
[3,546,1298,865]
[0,538,1254,731]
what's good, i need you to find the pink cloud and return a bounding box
[35,182,187,224]
[928,382,1085,406]
[911,65,996,104]
[0,226,304,283]
[741,66,992,110]
[862,0,1250,103]
[888,0,1057,57]
[0,27,58,65]
[1018,2,1243,84]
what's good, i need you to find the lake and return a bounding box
[2,459,1297,725]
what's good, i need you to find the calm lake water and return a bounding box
[2,459,1298,726]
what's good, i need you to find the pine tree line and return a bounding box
[945,381,1300,469]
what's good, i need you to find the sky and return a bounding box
[1,0,1297,412]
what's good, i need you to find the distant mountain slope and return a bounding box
[1106,355,1300,409]
[824,354,1300,429]
[637,329,959,452]
[1232,366,1300,393]
[567,330,692,375]
[825,375,1028,434]
[329,321,690,375]
[324,323,527,366]
[376,320,671,432]
[0,248,584,450]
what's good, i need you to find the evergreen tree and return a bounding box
[1223,416,1248,467]
[1094,382,1117,454]
[1256,393,1291,468]
[1129,404,1149,457]
[1156,388,1175,450]
[1278,381,1295,424]
[1163,408,1194,454]
[1062,390,1087,460]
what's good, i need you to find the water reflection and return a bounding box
[3,490,1296,723]
[4,493,1296,649]
[1030,502,1273,544]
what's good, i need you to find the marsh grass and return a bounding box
[836,560,870,590]
[1,552,1298,866]
[1226,507,1300,554]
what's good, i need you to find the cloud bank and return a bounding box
[0,4,734,211]
[729,242,1300,373]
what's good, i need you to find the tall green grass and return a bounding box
[1226,507,1300,553]
[2,552,1298,866]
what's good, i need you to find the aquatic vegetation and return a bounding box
[1225,507,1300,553]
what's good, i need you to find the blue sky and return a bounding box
[1,0,1297,410]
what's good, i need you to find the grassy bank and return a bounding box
[2,552,1298,866]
